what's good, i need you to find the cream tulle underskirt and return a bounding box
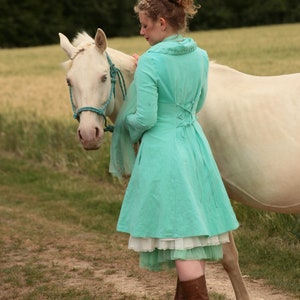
[128,233,229,271]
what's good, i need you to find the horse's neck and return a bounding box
[106,47,136,123]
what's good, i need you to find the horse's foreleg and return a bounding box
[221,232,250,300]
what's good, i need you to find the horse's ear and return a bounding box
[95,28,107,53]
[59,33,76,59]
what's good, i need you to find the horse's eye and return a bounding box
[101,75,107,83]
[66,78,72,86]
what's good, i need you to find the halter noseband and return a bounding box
[68,52,127,133]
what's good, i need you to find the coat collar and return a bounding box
[147,34,198,55]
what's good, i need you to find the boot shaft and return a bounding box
[175,275,209,300]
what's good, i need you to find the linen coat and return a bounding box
[115,35,239,239]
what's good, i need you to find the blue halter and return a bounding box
[68,52,127,132]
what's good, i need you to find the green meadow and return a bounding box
[0,23,299,299]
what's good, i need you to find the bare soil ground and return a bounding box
[0,207,297,300]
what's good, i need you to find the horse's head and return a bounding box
[59,29,121,150]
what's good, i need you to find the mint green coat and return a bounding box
[116,35,239,238]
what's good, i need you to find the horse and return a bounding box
[59,28,300,299]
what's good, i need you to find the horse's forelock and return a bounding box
[72,32,94,47]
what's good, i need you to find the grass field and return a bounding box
[0,23,300,299]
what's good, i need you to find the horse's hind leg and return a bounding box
[221,231,250,300]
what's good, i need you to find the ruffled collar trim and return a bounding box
[148,34,197,55]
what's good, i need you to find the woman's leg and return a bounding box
[175,260,209,299]
[175,260,206,281]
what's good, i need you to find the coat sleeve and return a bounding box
[126,55,158,143]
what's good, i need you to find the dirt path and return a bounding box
[0,207,297,300]
[205,262,296,300]
[100,259,297,299]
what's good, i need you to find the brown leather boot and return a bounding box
[180,275,209,299]
[174,277,185,299]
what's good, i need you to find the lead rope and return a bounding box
[105,53,127,132]
[106,53,127,101]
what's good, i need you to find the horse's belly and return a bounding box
[198,92,300,213]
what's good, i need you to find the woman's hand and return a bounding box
[132,53,140,66]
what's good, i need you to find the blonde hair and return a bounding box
[134,0,200,31]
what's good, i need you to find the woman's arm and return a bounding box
[126,55,158,143]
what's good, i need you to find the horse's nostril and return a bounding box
[77,127,102,143]
[95,127,100,138]
[78,130,83,141]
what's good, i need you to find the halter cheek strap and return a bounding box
[68,53,127,133]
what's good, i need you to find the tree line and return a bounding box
[0,0,299,48]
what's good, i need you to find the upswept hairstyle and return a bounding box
[134,0,200,32]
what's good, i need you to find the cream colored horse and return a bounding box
[59,28,300,299]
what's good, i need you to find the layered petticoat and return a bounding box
[129,233,229,271]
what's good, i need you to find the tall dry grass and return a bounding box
[0,23,299,120]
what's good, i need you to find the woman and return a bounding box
[110,0,239,298]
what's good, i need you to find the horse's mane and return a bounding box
[72,32,94,47]
[62,31,136,75]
